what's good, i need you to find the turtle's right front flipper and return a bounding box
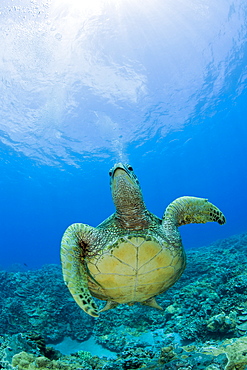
[61,223,100,317]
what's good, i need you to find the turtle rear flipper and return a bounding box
[99,300,119,312]
[61,223,99,317]
[141,297,163,310]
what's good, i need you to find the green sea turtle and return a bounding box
[61,163,226,317]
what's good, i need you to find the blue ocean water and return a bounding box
[0,0,247,269]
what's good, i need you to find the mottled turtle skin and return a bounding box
[61,163,226,317]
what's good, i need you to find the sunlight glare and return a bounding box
[51,0,109,16]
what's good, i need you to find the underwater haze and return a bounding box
[0,0,247,269]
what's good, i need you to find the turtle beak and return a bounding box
[114,169,135,185]
[109,163,124,176]
[110,163,136,187]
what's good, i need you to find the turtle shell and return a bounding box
[87,235,186,303]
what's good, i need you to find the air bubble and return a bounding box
[55,33,62,41]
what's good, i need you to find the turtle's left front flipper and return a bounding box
[61,223,101,318]
[162,196,226,246]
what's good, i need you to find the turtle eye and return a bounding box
[128,166,133,171]
[109,171,112,177]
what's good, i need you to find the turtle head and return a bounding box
[109,163,146,225]
[109,163,139,188]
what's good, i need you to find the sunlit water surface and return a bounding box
[0,0,247,268]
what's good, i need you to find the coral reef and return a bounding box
[0,265,93,342]
[206,313,236,334]
[1,232,247,369]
